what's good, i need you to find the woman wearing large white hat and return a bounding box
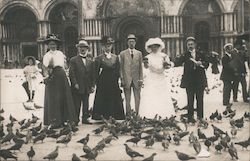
[139,38,175,119]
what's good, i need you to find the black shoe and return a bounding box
[243,100,249,103]
[233,99,238,102]
[82,119,92,124]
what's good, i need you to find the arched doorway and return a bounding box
[2,7,38,66]
[117,19,147,55]
[181,0,222,53]
[48,2,78,58]
[195,21,210,52]
[64,26,78,59]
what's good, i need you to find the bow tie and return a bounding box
[80,55,87,58]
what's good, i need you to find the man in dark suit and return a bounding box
[179,37,209,122]
[220,43,236,106]
[69,40,95,124]
[232,40,249,103]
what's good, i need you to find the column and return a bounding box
[37,21,51,59]
[0,21,3,65]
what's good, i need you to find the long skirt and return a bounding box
[92,69,125,120]
[44,67,78,127]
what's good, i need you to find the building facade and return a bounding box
[0,0,249,67]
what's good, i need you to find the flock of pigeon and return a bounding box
[0,68,250,161]
[0,103,250,161]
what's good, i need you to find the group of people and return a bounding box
[22,33,249,128]
[220,41,250,106]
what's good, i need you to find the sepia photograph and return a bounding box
[0,0,249,160]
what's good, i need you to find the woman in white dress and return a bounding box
[139,38,176,119]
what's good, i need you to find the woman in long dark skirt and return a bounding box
[43,34,78,128]
[92,36,125,120]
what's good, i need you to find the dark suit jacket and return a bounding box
[220,54,235,81]
[178,50,209,89]
[69,55,95,94]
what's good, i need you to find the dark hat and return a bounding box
[44,34,61,44]
[127,34,137,41]
[101,36,115,45]
[186,36,196,42]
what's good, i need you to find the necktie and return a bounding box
[131,50,134,59]
[80,55,87,58]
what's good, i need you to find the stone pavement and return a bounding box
[0,67,249,161]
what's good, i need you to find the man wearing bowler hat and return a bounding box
[69,39,95,124]
[179,37,209,123]
[119,34,143,115]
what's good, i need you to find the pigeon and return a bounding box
[0,115,4,122]
[31,113,39,124]
[77,134,90,145]
[124,144,144,159]
[162,139,169,150]
[18,119,26,126]
[193,137,201,154]
[83,144,92,154]
[0,124,5,138]
[93,125,105,135]
[56,132,72,146]
[207,135,219,144]
[215,142,223,153]
[211,124,226,136]
[1,131,15,144]
[173,133,181,145]
[0,108,4,114]
[230,126,237,138]
[126,136,141,146]
[21,119,31,130]
[93,142,106,152]
[9,114,17,122]
[33,132,46,143]
[0,149,17,160]
[216,113,222,122]
[43,146,59,160]
[228,142,238,160]
[177,131,189,140]
[198,128,207,140]
[142,153,157,161]
[23,102,35,110]
[235,139,250,150]
[204,139,212,150]
[145,136,155,148]
[33,123,42,132]
[27,146,35,161]
[7,139,25,152]
[188,132,196,144]
[16,129,26,138]
[72,153,81,161]
[80,149,98,161]
[26,130,33,144]
[175,151,196,161]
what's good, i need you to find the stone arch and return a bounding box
[0,1,40,21]
[97,0,162,18]
[43,0,78,20]
[178,0,225,15]
[230,0,239,12]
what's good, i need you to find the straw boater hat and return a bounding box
[223,43,233,50]
[145,37,165,53]
[43,34,61,44]
[76,40,89,48]
[186,36,196,42]
[127,34,137,41]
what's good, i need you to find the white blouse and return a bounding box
[43,50,66,68]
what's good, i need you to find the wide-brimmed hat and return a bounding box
[145,38,165,53]
[24,56,36,65]
[76,40,89,48]
[44,34,61,44]
[127,34,137,41]
[101,36,115,45]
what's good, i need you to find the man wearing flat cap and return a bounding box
[119,34,143,115]
[178,37,209,122]
[69,39,95,124]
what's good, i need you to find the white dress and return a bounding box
[139,52,175,118]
